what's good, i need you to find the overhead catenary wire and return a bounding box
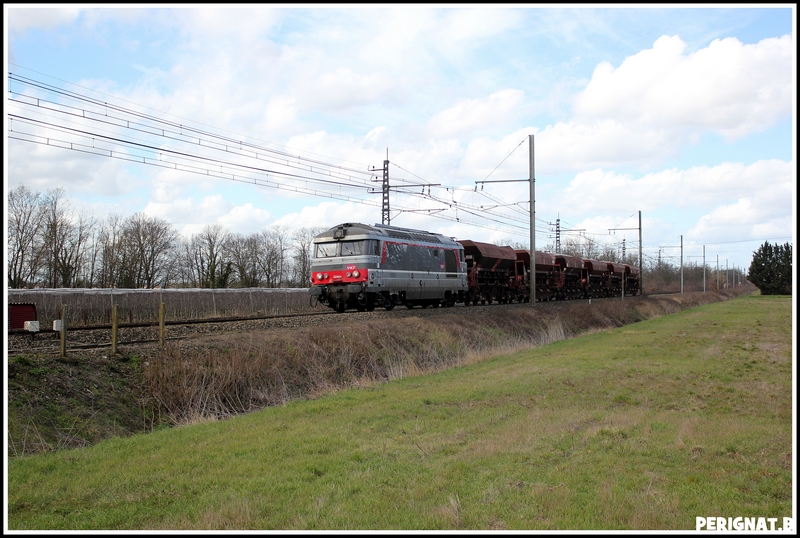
[7,95,376,187]
[7,69,632,247]
[8,72,375,179]
[10,71,536,236]
[8,115,377,192]
[9,70,572,241]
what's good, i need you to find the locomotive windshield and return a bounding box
[314,239,380,258]
[340,240,365,256]
[315,242,338,258]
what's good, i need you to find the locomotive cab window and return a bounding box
[315,240,379,258]
[340,241,361,256]
[315,242,338,258]
[340,239,380,257]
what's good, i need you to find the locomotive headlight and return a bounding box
[316,273,323,280]
[346,271,352,278]
[323,273,328,279]
[352,270,360,278]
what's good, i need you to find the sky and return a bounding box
[3,4,796,273]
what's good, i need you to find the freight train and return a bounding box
[309,222,639,312]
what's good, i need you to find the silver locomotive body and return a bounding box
[309,223,468,312]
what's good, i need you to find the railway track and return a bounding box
[7,308,338,355]
[6,295,641,355]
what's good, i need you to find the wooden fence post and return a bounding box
[59,305,67,359]
[159,303,166,348]
[111,304,119,354]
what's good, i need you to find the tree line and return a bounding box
[547,236,749,293]
[7,185,324,290]
[8,184,759,293]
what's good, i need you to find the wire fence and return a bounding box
[7,287,316,329]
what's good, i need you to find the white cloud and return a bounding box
[439,8,521,44]
[217,203,272,236]
[177,7,283,42]
[7,138,145,198]
[574,34,793,140]
[260,96,300,137]
[272,201,376,231]
[7,7,81,34]
[358,8,438,69]
[558,159,794,215]
[688,178,795,243]
[143,193,233,237]
[536,120,672,173]
[301,68,399,114]
[428,89,526,138]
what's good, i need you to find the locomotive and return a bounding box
[308,222,467,312]
[310,223,639,312]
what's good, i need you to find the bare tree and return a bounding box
[580,237,603,260]
[7,185,46,288]
[117,213,178,288]
[94,214,125,287]
[599,244,618,263]
[290,226,324,287]
[39,188,96,288]
[225,233,263,288]
[558,238,581,257]
[182,224,233,288]
[256,225,289,288]
[176,236,200,287]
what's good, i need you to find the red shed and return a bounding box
[8,303,38,330]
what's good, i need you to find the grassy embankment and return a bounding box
[6,292,793,530]
[7,290,751,452]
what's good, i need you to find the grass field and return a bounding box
[5,293,794,530]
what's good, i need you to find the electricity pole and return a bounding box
[369,152,391,225]
[381,157,390,225]
[608,210,643,294]
[370,149,439,226]
[680,235,684,294]
[703,245,706,292]
[473,134,536,306]
[530,135,535,306]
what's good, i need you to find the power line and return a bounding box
[10,71,537,236]
[8,84,376,185]
[8,71,376,177]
